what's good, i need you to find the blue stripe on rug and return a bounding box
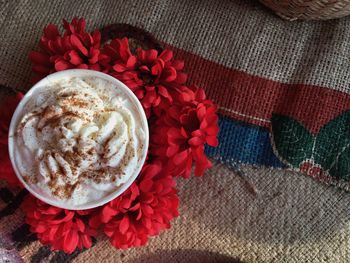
[205,115,285,168]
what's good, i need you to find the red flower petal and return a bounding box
[88,48,100,64]
[126,56,137,68]
[67,50,83,65]
[166,145,179,157]
[162,67,177,82]
[76,218,85,232]
[159,50,173,62]
[188,137,204,146]
[145,49,158,62]
[168,128,183,140]
[206,136,219,147]
[173,150,189,165]
[119,215,130,234]
[205,125,220,135]
[70,35,88,56]
[142,204,153,216]
[32,65,51,74]
[81,234,92,248]
[101,205,118,223]
[29,51,50,66]
[139,65,150,72]
[91,30,101,48]
[42,206,61,215]
[172,60,184,70]
[140,179,153,193]
[175,72,188,84]
[34,224,47,233]
[113,63,126,73]
[43,24,60,40]
[151,61,163,76]
[55,59,72,71]
[197,105,207,121]
[77,64,89,69]
[144,163,161,178]
[63,230,79,253]
[191,130,203,137]
[195,87,206,101]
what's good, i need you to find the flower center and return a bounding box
[139,71,155,85]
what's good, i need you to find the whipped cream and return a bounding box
[13,76,147,207]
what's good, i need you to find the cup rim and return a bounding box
[8,69,149,210]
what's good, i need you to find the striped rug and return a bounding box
[1,0,350,262]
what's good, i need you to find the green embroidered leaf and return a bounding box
[314,110,350,170]
[271,114,313,167]
[329,146,350,180]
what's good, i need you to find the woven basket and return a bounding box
[259,0,350,20]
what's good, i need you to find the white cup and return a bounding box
[8,69,149,210]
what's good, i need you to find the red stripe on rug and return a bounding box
[166,44,350,134]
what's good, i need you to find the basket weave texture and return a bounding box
[259,0,350,20]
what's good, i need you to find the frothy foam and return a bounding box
[13,76,147,207]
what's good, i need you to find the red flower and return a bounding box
[103,38,187,117]
[172,84,207,104]
[151,87,219,178]
[90,161,179,249]
[29,17,102,82]
[0,93,23,187]
[22,195,97,254]
[100,38,142,93]
[23,17,220,253]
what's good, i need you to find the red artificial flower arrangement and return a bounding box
[0,18,219,253]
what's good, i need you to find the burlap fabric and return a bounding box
[1,0,350,262]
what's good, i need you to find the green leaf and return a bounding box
[271,114,313,167]
[314,110,350,170]
[329,147,350,180]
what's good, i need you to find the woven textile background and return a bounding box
[2,0,350,262]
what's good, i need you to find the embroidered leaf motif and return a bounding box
[271,114,313,167]
[314,111,350,170]
[329,147,350,181]
[328,147,350,180]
